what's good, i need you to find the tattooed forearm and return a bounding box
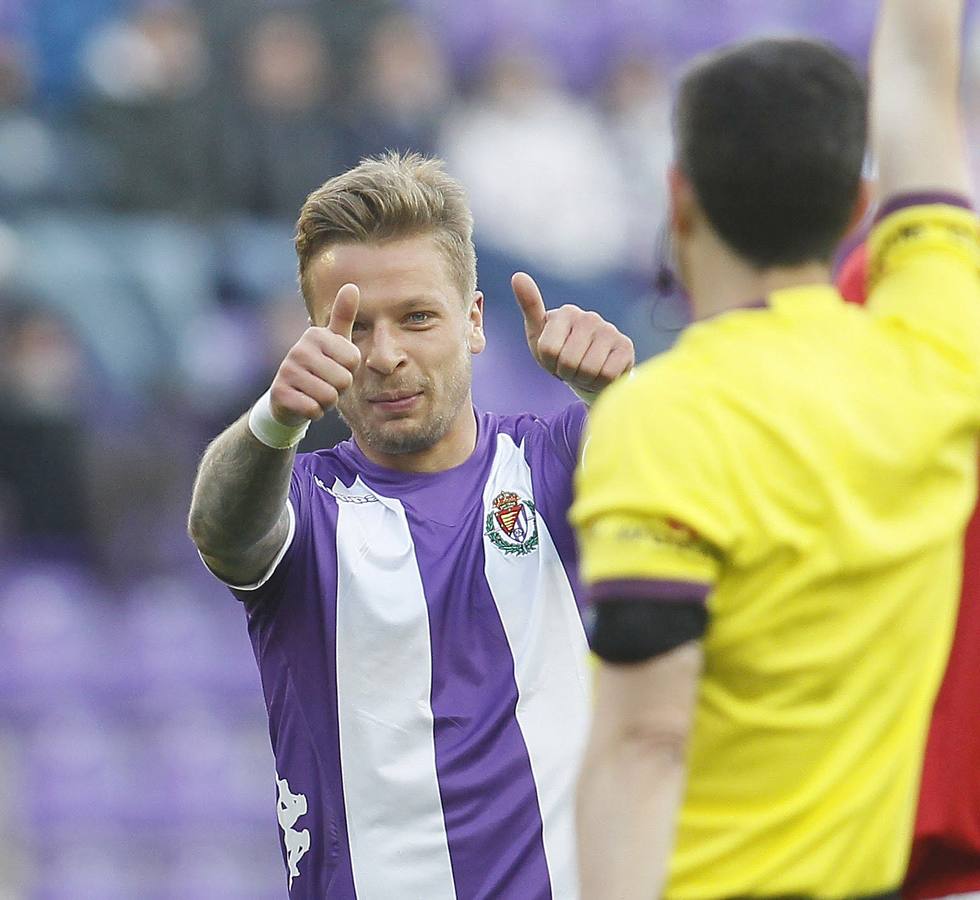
[187,414,296,584]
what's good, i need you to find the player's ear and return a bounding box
[668,164,696,236]
[466,291,486,355]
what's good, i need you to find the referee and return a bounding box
[572,1,980,897]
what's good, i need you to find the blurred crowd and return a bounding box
[0,0,975,896]
[0,0,898,572]
[0,0,676,572]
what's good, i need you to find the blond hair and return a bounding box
[295,151,477,311]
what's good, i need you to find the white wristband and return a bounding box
[247,389,310,449]
[570,384,599,405]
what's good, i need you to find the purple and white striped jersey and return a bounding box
[221,405,591,899]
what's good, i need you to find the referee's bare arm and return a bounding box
[187,284,361,585]
[872,0,971,202]
[577,640,702,900]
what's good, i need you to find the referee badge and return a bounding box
[486,490,539,556]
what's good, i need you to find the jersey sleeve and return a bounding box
[507,402,589,602]
[547,400,588,471]
[571,370,736,606]
[199,456,313,610]
[509,401,588,475]
[867,194,980,378]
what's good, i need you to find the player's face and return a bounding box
[307,235,485,461]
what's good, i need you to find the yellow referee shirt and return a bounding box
[572,198,980,898]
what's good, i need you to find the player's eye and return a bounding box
[406,311,431,325]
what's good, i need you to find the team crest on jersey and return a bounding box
[485,490,539,556]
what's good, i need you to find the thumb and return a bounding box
[511,272,548,344]
[326,283,360,340]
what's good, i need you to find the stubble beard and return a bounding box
[338,352,473,457]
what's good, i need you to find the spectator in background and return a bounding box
[0,37,55,208]
[218,11,353,220]
[601,51,673,278]
[198,0,391,99]
[348,11,452,160]
[24,0,118,110]
[79,0,215,215]
[0,32,105,210]
[440,44,630,280]
[0,301,93,555]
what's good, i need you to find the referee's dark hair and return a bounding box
[674,37,867,268]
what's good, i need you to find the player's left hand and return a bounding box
[512,271,635,399]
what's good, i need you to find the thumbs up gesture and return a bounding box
[511,272,634,399]
[268,283,363,426]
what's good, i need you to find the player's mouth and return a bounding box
[368,391,423,414]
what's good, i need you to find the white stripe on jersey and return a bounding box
[334,476,457,900]
[482,434,591,900]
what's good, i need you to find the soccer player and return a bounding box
[837,238,980,899]
[571,1,980,898]
[187,152,634,898]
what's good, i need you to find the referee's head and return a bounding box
[672,38,867,271]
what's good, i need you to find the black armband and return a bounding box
[589,598,708,664]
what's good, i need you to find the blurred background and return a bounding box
[0,1,976,897]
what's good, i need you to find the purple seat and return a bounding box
[122,576,259,709]
[0,566,116,724]
[20,706,138,843]
[166,835,286,900]
[29,832,168,900]
[138,703,274,831]
[125,580,231,686]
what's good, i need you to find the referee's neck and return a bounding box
[687,242,832,321]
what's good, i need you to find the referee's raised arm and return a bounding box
[872,0,971,203]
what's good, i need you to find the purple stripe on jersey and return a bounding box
[525,403,587,606]
[588,577,712,604]
[310,498,358,899]
[244,496,358,899]
[876,191,974,222]
[410,512,552,900]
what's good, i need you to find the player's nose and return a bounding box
[364,324,407,375]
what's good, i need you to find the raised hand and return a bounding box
[511,271,634,398]
[269,283,363,426]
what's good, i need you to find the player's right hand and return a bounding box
[268,283,362,426]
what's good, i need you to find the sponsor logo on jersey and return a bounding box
[486,490,539,556]
[276,773,311,889]
[314,475,380,503]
